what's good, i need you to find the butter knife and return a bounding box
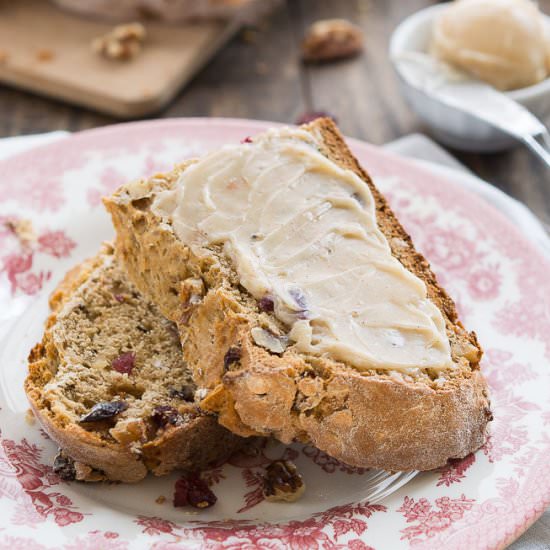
[394,52,550,168]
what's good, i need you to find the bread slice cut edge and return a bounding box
[25,245,244,482]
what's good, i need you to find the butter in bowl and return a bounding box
[389,0,550,152]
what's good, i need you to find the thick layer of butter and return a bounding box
[152,128,453,371]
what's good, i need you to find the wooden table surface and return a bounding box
[0,0,548,224]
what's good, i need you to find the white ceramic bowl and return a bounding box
[389,4,550,152]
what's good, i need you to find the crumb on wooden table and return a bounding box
[302,19,364,63]
[240,27,259,44]
[255,61,268,75]
[36,49,55,62]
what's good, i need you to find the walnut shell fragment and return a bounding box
[250,327,289,354]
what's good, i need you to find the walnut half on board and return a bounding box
[92,22,146,61]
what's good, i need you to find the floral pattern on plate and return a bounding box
[0,118,549,549]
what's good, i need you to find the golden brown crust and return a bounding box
[104,119,491,471]
[25,246,244,483]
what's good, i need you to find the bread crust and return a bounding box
[25,248,244,483]
[104,119,491,471]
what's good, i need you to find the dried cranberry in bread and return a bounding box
[104,119,491,471]
[25,244,244,482]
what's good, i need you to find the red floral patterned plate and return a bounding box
[0,118,549,550]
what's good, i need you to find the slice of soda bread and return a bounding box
[104,119,491,472]
[25,244,244,482]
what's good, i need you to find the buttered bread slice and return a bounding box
[26,245,244,482]
[105,119,491,471]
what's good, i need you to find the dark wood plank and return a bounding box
[453,147,550,225]
[161,2,305,123]
[0,85,115,135]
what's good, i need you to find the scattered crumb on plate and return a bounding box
[4,218,36,246]
[25,409,36,425]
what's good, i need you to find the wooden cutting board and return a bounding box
[0,0,241,117]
